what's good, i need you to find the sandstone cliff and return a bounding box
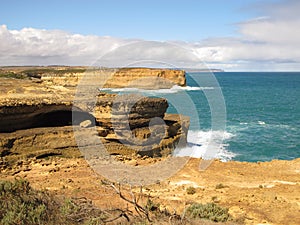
[102,68,186,88]
[0,66,186,89]
[41,68,186,89]
[0,77,189,160]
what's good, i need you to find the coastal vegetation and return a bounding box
[0,179,235,225]
[186,203,230,222]
[0,67,87,80]
[0,71,26,79]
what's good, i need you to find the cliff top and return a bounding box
[0,78,73,107]
[0,66,186,89]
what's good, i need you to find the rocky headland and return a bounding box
[0,66,186,88]
[0,67,189,162]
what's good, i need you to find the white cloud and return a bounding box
[1,0,300,71]
[0,25,205,68]
[0,24,127,65]
[188,0,300,70]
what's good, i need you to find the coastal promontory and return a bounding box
[0,67,189,160]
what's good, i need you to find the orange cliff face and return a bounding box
[39,67,186,89]
[103,68,186,89]
[0,66,186,88]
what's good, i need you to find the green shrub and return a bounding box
[61,197,108,224]
[0,179,233,224]
[0,179,108,225]
[0,71,26,79]
[186,202,230,222]
[186,186,196,195]
[0,178,56,225]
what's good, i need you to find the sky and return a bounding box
[0,0,300,71]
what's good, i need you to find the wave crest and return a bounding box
[100,85,214,94]
[173,130,236,162]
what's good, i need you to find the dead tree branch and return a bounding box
[101,179,152,222]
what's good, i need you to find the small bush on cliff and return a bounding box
[186,202,230,222]
[0,179,106,225]
[0,178,60,225]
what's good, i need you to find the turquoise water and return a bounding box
[215,72,300,161]
[178,72,300,162]
[102,72,300,162]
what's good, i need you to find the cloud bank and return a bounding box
[1,0,300,71]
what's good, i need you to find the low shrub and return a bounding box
[0,178,60,225]
[186,202,230,222]
[0,179,233,224]
[0,179,106,225]
[186,186,196,195]
[0,71,26,79]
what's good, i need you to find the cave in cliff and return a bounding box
[34,110,95,128]
[0,105,96,133]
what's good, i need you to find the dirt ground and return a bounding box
[1,155,299,225]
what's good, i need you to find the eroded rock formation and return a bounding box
[94,93,189,156]
[0,75,189,160]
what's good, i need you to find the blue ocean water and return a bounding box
[215,72,300,162]
[103,72,300,162]
[176,72,300,162]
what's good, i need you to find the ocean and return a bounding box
[103,72,300,162]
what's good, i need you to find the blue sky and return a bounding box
[0,0,266,40]
[0,0,300,71]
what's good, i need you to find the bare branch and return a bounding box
[101,179,152,222]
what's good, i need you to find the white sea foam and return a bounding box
[173,130,236,162]
[258,121,266,125]
[100,85,214,94]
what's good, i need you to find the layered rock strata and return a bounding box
[94,93,189,156]
[1,66,186,89]
[0,77,189,160]
[41,67,186,89]
[102,68,186,88]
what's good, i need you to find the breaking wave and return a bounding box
[100,85,214,94]
[173,130,236,162]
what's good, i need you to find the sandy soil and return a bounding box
[1,156,299,225]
